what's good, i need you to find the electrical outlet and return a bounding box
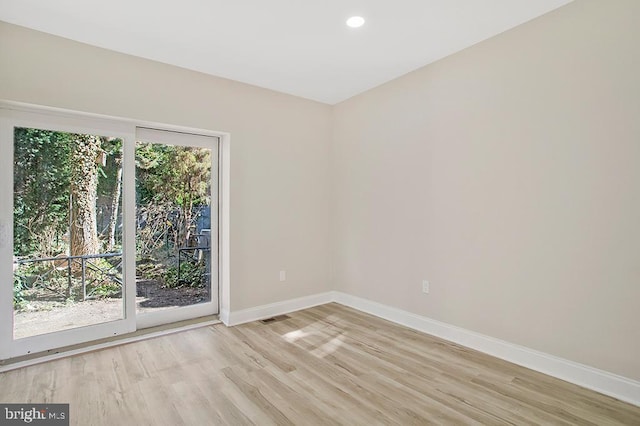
[422,280,430,294]
[280,270,286,282]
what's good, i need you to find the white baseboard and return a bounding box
[331,291,640,407]
[225,292,334,326]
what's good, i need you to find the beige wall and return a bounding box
[0,21,333,311]
[332,0,640,380]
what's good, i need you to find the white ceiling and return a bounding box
[0,0,572,104]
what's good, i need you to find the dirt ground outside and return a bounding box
[13,280,210,339]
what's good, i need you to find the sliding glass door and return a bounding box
[0,106,220,360]
[135,128,219,328]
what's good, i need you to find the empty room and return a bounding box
[0,0,639,424]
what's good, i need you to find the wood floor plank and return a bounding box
[1,302,638,425]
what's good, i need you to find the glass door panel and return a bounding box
[13,127,124,339]
[0,106,135,360]
[135,128,218,327]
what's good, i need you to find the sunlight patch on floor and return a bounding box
[282,329,309,342]
[310,335,345,358]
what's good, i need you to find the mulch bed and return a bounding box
[136,279,210,309]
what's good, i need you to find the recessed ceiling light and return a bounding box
[346,16,365,28]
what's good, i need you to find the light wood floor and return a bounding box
[1,303,638,425]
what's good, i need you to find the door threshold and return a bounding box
[0,315,220,373]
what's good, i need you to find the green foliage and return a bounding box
[136,143,210,207]
[13,128,124,258]
[13,128,72,256]
[14,263,76,308]
[84,257,122,299]
[97,138,123,197]
[136,143,211,255]
[89,282,121,298]
[164,261,206,289]
[136,257,166,281]
[13,129,210,307]
[13,270,27,310]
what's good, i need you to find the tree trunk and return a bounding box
[106,157,123,252]
[70,134,100,256]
